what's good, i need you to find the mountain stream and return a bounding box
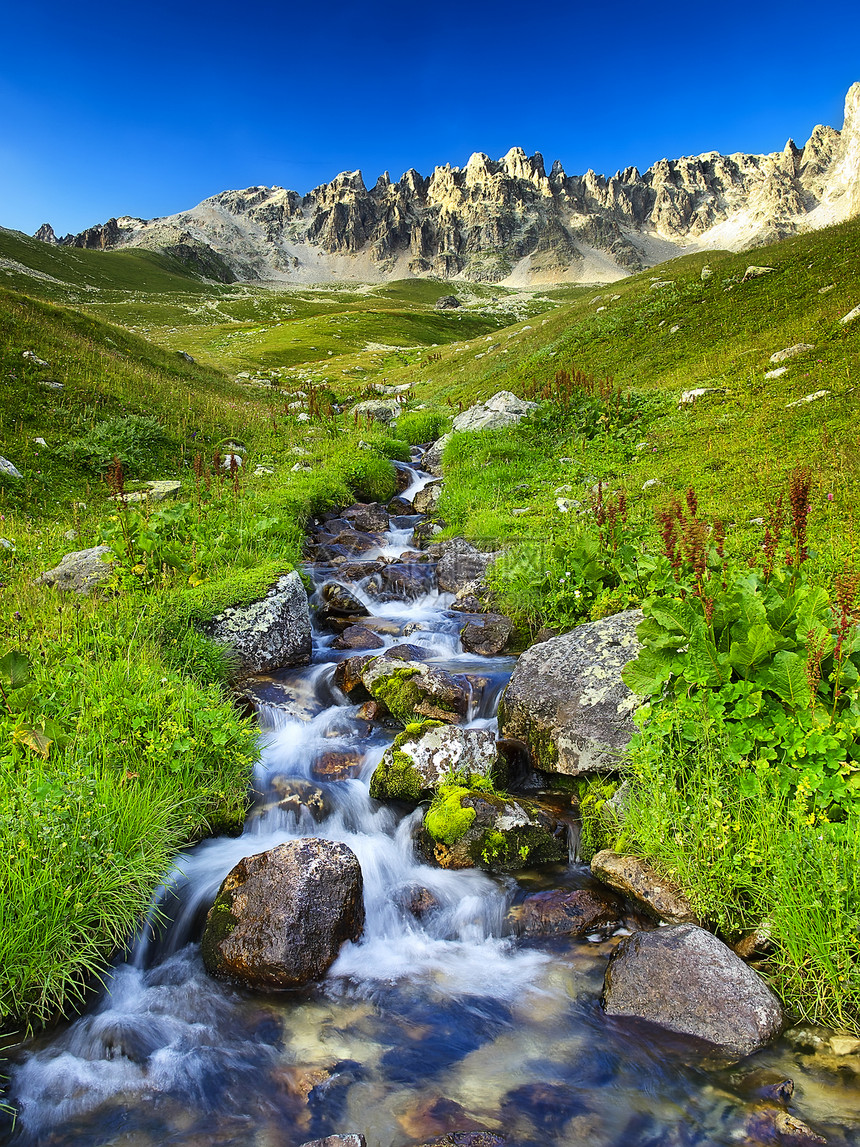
[2,458,859,1147]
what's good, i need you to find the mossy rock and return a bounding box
[361,657,467,726]
[370,721,500,803]
[423,785,568,874]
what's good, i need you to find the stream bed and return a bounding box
[2,458,860,1147]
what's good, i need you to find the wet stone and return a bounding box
[320,582,370,618]
[270,778,333,821]
[333,625,385,650]
[336,560,385,581]
[341,502,390,532]
[312,750,364,781]
[330,530,380,555]
[389,495,415,514]
[508,887,623,938]
[459,612,514,656]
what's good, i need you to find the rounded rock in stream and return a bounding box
[459,612,514,656]
[201,839,364,989]
[602,923,784,1060]
[370,722,500,802]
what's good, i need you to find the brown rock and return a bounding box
[591,850,697,924]
[741,1105,826,1146]
[333,655,375,701]
[508,887,622,938]
[333,625,385,650]
[201,839,364,989]
[312,750,364,781]
[341,502,390,532]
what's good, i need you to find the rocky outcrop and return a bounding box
[201,838,364,988]
[369,722,499,802]
[35,545,115,594]
[498,611,643,776]
[203,570,312,674]
[602,923,784,1059]
[35,84,860,286]
[450,392,538,434]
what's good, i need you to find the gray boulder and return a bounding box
[769,343,814,364]
[351,398,402,424]
[0,456,23,480]
[36,545,115,594]
[451,391,538,434]
[435,295,461,309]
[459,612,513,656]
[370,722,499,802]
[422,433,451,476]
[204,570,312,674]
[437,538,498,593]
[202,839,364,988]
[602,923,784,1059]
[498,610,643,776]
[413,479,443,514]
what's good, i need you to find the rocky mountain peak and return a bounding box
[35,83,860,286]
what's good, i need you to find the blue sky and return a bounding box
[2,0,859,236]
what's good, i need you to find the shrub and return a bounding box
[396,409,448,445]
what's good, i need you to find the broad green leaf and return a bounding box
[729,623,778,678]
[621,649,676,697]
[0,649,34,690]
[731,579,767,629]
[648,598,701,640]
[766,650,812,709]
[687,630,729,686]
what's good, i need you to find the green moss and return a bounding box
[425,785,476,844]
[473,823,567,873]
[368,666,423,725]
[200,894,239,973]
[576,777,621,862]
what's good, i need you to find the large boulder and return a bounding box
[361,656,468,725]
[369,722,499,802]
[602,923,784,1059]
[204,571,312,674]
[36,545,115,594]
[422,434,451,476]
[591,850,697,924]
[423,788,568,873]
[498,611,643,776]
[201,839,364,988]
[437,538,498,593]
[451,391,538,434]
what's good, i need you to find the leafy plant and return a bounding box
[57,414,173,476]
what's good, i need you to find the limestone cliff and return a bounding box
[39,83,860,286]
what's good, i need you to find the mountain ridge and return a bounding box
[34,83,860,287]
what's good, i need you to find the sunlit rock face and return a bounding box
[39,84,860,285]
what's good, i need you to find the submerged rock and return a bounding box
[204,571,312,674]
[35,545,115,594]
[498,610,643,776]
[507,887,623,938]
[369,722,499,802]
[201,839,364,989]
[602,923,784,1060]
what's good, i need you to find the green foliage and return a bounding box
[57,414,173,476]
[576,777,621,862]
[621,714,860,1032]
[396,409,449,445]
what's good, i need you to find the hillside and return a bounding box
[1,209,860,1039]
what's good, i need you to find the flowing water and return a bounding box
[3,459,860,1147]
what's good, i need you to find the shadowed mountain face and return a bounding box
[36,84,860,286]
